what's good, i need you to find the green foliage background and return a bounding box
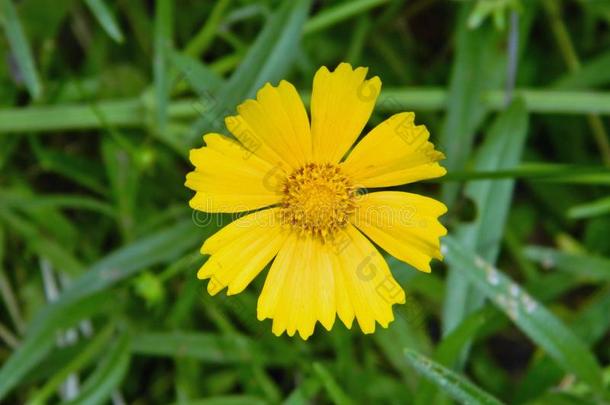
[1,0,610,403]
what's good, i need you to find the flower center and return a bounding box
[280,162,357,240]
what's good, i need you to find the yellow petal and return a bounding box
[311,63,381,163]
[197,208,286,295]
[225,81,312,171]
[257,234,337,339]
[341,112,446,188]
[185,133,284,213]
[351,191,447,273]
[333,224,405,333]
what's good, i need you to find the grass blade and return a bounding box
[0,0,42,99]
[567,195,610,219]
[303,0,388,35]
[312,362,352,405]
[153,0,173,132]
[439,5,505,205]
[405,349,504,405]
[443,236,606,395]
[0,220,207,399]
[66,332,131,405]
[84,0,124,43]
[28,323,115,404]
[170,50,224,94]
[524,246,610,282]
[184,0,232,57]
[443,99,529,334]
[190,0,311,139]
[0,291,114,400]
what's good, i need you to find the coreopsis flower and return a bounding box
[185,63,447,339]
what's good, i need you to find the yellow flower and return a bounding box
[185,63,447,339]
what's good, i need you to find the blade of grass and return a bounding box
[0,226,25,335]
[443,236,606,396]
[0,207,83,276]
[2,193,115,218]
[415,309,492,405]
[312,362,352,405]
[543,0,610,166]
[0,219,208,399]
[153,0,173,132]
[101,138,138,242]
[4,88,610,134]
[443,99,528,335]
[524,247,610,282]
[405,349,503,405]
[190,0,311,140]
[438,164,610,184]
[28,323,115,405]
[567,195,610,219]
[514,288,610,403]
[170,50,224,95]
[439,4,505,206]
[284,379,322,405]
[0,291,114,400]
[554,49,610,89]
[303,0,388,35]
[131,331,295,366]
[84,0,124,43]
[0,0,42,99]
[184,0,232,58]
[66,332,131,405]
[28,137,109,195]
[170,397,268,405]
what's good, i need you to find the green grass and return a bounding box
[1,0,610,404]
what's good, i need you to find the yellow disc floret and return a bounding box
[280,163,356,240]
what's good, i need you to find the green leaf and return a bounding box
[3,193,115,217]
[131,331,295,366]
[170,396,268,405]
[443,236,605,394]
[184,0,232,57]
[303,0,388,35]
[283,378,321,405]
[153,0,173,131]
[443,99,529,334]
[190,0,311,140]
[0,0,42,99]
[568,195,610,219]
[169,50,224,94]
[513,289,610,403]
[415,309,492,405]
[30,137,109,195]
[66,332,132,405]
[84,0,124,43]
[404,349,504,405]
[0,206,83,276]
[0,291,114,400]
[312,362,353,405]
[524,246,610,282]
[439,4,506,205]
[101,138,138,241]
[28,323,115,404]
[554,50,610,89]
[0,219,206,400]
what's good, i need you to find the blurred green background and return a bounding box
[1,0,610,403]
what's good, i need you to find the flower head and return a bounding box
[185,63,447,339]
